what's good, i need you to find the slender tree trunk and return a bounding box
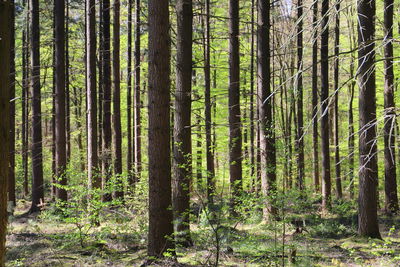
[383,0,398,213]
[55,0,68,202]
[22,11,29,196]
[147,0,174,257]
[295,0,304,190]
[312,0,319,192]
[98,0,103,167]
[112,0,123,199]
[0,1,11,263]
[334,0,342,199]
[320,0,331,209]
[173,0,193,246]
[127,0,134,186]
[357,0,380,238]
[196,112,203,191]
[228,0,242,214]
[102,0,112,201]
[65,0,71,163]
[30,0,44,212]
[249,0,255,189]
[204,0,215,204]
[258,0,276,219]
[8,0,16,207]
[134,0,142,179]
[87,0,99,188]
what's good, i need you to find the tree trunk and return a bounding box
[383,0,398,213]
[258,0,276,219]
[134,0,142,179]
[295,0,304,190]
[127,0,134,186]
[65,1,71,163]
[0,1,11,262]
[228,0,242,214]
[320,0,331,209]
[334,0,342,199]
[112,0,123,199]
[147,0,174,257]
[87,0,99,188]
[30,0,44,212]
[357,0,380,238]
[173,0,193,246]
[204,0,215,204]
[22,11,29,196]
[8,0,16,207]
[249,0,255,190]
[101,0,112,201]
[312,0,319,192]
[55,0,68,202]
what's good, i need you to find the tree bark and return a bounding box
[357,0,381,238]
[173,0,193,246]
[30,0,44,212]
[228,0,242,214]
[295,0,304,190]
[127,0,134,187]
[320,0,331,209]
[383,0,398,213]
[134,0,142,179]
[258,0,276,219]
[112,0,123,199]
[147,0,175,257]
[87,0,99,188]
[55,0,68,202]
[101,0,112,201]
[0,1,11,263]
[333,0,342,199]
[312,0,319,192]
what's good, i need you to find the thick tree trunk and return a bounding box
[228,0,242,214]
[295,0,304,190]
[112,0,123,199]
[383,0,398,213]
[55,0,68,202]
[65,1,71,163]
[320,0,331,209]
[101,0,112,201]
[86,0,99,188]
[258,0,276,219]
[0,1,11,263]
[147,0,174,257]
[334,0,342,199]
[357,0,381,238]
[173,0,193,246]
[30,0,44,212]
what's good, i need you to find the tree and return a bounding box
[357,0,380,238]
[333,0,342,199]
[312,0,319,192]
[204,0,215,204]
[8,0,16,207]
[0,0,11,263]
[101,0,112,201]
[320,0,331,209]
[147,0,174,257]
[55,0,68,201]
[173,0,193,246]
[30,0,44,213]
[127,0,134,186]
[112,0,123,199]
[295,0,304,190]
[228,0,243,214]
[383,0,398,213]
[258,0,276,219]
[86,0,99,188]
[134,0,142,179]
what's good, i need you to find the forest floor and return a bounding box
[5,198,400,267]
